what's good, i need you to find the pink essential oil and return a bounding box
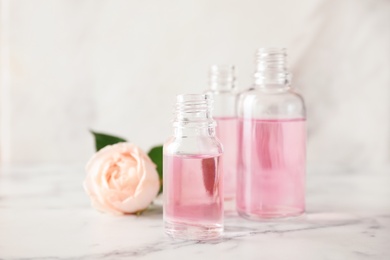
[163,94,224,240]
[163,154,223,239]
[214,116,238,200]
[236,118,306,219]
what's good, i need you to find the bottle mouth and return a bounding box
[208,65,235,91]
[257,47,287,55]
[174,94,215,128]
[176,94,212,112]
[254,47,290,85]
[255,47,287,70]
[176,93,212,103]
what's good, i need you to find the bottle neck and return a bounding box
[208,65,236,92]
[253,48,291,89]
[173,94,216,137]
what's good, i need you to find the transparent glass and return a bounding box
[236,48,306,220]
[163,94,224,240]
[205,65,238,201]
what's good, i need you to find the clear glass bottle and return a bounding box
[163,94,224,240]
[205,65,238,201]
[236,48,306,220]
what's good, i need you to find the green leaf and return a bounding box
[90,130,127,151]
[148,145,163,194]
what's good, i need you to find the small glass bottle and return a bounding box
[163,94,224,240]
[205,65,238,201]
[236,48,306,220]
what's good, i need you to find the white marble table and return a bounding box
[0,165,389,260]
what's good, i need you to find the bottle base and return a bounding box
[164,220,223,241]
[237,207,305,221]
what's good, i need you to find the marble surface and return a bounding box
[0,165,389,259]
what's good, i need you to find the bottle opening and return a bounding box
[176,94,213,113]
[208,65,235,91]
[174,94,215,128]
[254,47,290,85]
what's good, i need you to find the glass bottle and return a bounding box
[163,94,224,240]
[205,65,238,201]
[236,48,306,220]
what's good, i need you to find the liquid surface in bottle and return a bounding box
[164,154,223,231]
[214,117,238,200]
[237,118,306,218]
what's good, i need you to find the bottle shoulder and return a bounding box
[239,86,303,98]
[163,135,223,156]
[239,87,304,104]
[206,89,237,117]
[206,89,238,97]
[237,86,306,119]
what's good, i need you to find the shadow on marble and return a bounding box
[222,211,361,239]
[140,204,163,219]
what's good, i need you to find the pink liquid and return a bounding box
[163,154,223,239]
[236,118,306,219]
[214,117,238,200]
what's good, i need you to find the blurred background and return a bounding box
[0,0,389,169]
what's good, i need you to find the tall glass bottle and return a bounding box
[163,94,224,240]
[236,48,306,220]
[205,65,238,200]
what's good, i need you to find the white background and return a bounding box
[0,0,389,169]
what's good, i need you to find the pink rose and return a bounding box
[83,142,160,215]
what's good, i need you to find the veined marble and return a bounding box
[0,165,389,259]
